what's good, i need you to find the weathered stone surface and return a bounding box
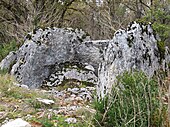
[97,21,170,98]
[1,28,94,88]
[44,63,97,87]
[1,118,31,127]
[0,51,16,70]
[0,22,169,98]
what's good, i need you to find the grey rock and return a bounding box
[45,64,97,87]
[80,88,87,92]
[55,91,65,97]
[0,22,169,99]
[78,91,92,100]
[2,28,91,88]
[59,106,80,111]
[67,88,79,94]
[86,86,95,91]
[0,51,16,70]
[65,118,77,124]
[13,82,29,89]
[97,21,170,98]
[20,85,29,89]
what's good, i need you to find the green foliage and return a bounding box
[94,72,167,127]
[0,69,9,75]
[157,41,166,63]
[0,41,18,61]
[140,7,170,46]
[152,9,170,43]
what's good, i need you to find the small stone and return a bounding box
[69,106,79,111]
[65,118,77,124]
[80,88,87,92]
[79,92,92,100]
[75,96,83,101]
[71,94,76,98]
[1,118,31,127]
[84,65,95,71]
[67,88,79,94]
[55,91,65,97]
[25,114,32,120]
[37,98,54,105]
[20,85,29,89]
[86,86,95,91]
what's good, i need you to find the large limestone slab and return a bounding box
[97,22,170,98]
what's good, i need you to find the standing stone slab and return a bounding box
[97,22,170,98]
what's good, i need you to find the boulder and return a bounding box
[1,28,95,88]
[1,118,31,127]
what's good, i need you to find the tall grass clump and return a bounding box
[94,72,167,127]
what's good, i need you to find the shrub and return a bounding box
[94,72,167,127]
[0,41,18,61]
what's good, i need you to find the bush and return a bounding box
[94,72,167,127]
[0,41,18,61]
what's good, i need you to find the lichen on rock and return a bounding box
[97,21,170,98]
[43,62,97,87]
[0,21,169,98]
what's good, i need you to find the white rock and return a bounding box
[71,94,76,97]
[1,118,31,127]
[65,118,77,124]
[80,88,87,92]
[37,98,54,105]
[86,86,95,91]
[84,64,95,71]
[67,88,79,94]
[20,85,29,89]
[0,51,17,70]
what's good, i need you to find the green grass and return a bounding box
[0,74,95,126]
[94,71,168,127]
[0,74,58,124]
[0,71,168,127]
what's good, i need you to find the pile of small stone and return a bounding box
[51,86,96,102]
[44,86,96,124]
